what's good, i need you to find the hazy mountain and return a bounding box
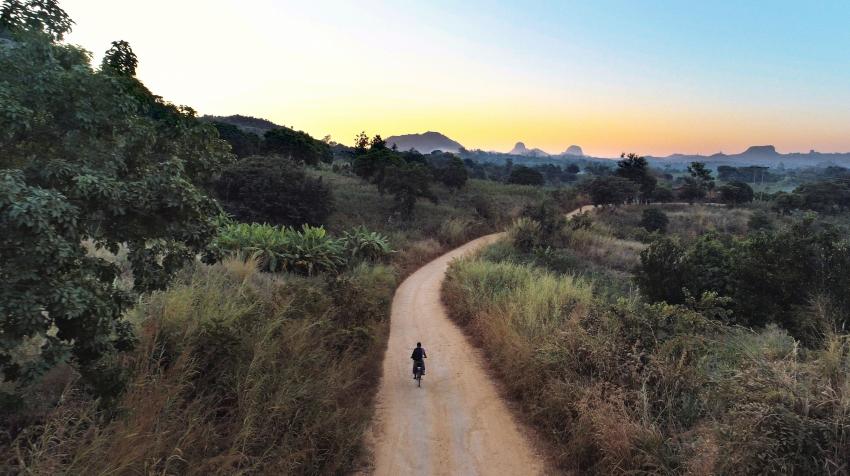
[385,131,463,153]
[741,145,779,157]
[648,144,850,169]
[509,142,550,157]
[563,145,584,156]
[200,114,282,136]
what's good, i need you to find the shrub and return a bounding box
[341,226,395,262]
[568,211,593,230]
[438,217,480,245]
[510,217,543,252]
[640,207,669,233]
[210,223,346,275]
[215,156,334,227]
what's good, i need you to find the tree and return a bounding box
[641,208,669,233]
[210,121,260,158]
[382,163,437,218]
[101,40,137,76]
[794,180,850,213]
[353,131,370,153]
[0,3,232,395]
[215,156,333,227]
[353,146,402,185]
[616,153,656,202]
[585,176,638,206]
[434,155,468,190]
[0,0,73,40]
[263,127,332,165]
[718,181,754,205]
[772,191,804,215]
[508,166,545,185]
[566,163,580,174]
[679,161,715,203]
[635,237,687,303]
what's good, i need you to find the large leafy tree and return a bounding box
[0,1,232,394]
[215,156,333,227]
[382,163,437,218]
[584,176,639,206]
[615,152,656,202]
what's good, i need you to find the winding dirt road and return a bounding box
[367,207,593,475]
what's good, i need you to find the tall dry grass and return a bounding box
[443,248,850,474]
[5,257,396,475]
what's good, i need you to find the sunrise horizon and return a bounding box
[61,0,850,158]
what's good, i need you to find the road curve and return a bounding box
[368,206,595,475]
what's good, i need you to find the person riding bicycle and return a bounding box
[411,342,427,378]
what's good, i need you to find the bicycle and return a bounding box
[413,361,424,387]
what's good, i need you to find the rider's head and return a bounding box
[416,342,421,347]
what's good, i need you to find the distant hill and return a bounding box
[200,114,282,136]
[385,131,464,153]
[509,141,550,157]
[647,144,850,169]
[563,145,584,156]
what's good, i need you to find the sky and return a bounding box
[63,0,850,157]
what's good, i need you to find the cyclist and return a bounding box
[411,342,427,378]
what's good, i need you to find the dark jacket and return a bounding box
[411,347,426,361]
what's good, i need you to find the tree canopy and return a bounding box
[615,152,656,202]
[0,1,232,394]
[215,156,333,227]
[507,166,545,185]
[263,127,332,165]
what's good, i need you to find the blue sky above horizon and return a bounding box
[64,0,850,157]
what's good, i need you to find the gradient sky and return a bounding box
[63,0,850,157]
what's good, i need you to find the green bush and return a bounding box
[640,207,669,233]
[341,226,395,262]
[510,217,543,252]
[210,223,346,275]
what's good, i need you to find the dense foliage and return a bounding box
[584,176,638,206]
[615,152,656,202]
[210,121,260,157]
[679,161,715,202]
[263,126,332,165]
[507,165,545,185]
[640,207,668,232]
[636,217,850,341]
[717,180,754,205]
[352,137,443,217]
[209,222,393,275]
[0,1,232,398]
[215,156,333,227]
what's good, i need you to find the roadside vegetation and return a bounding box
[442,152,850,474]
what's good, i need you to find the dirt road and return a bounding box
[367,206,593,475]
